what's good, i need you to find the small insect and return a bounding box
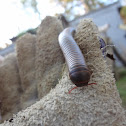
[59,27,96,93]
[9,118,13,122]
[99,37,115,60]
[99,37,106,56]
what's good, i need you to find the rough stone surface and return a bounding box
[1,19,126,126]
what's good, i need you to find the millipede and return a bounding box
[58,27,93,89]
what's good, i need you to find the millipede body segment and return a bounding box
[58,27,91,87]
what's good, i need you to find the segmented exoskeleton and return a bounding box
[59,27,91,87]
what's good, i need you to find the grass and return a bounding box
[116,74,126,108]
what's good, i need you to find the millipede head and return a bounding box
[69,65,91,87]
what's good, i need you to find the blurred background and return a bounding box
[0,0,126,108]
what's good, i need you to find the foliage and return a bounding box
[20,0,40,16]
[10,28,37,42]
[20,0,105,20]
[120,6,126,18]
[17,28,37,37]
[116,77,126,108]
[120,6,126,24]
[116,68,126,108]
[79,0,104,10]
[51,0,105,20]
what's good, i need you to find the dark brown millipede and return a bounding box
[58,27,92,87]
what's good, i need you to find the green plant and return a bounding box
[116,75,126,108]
[120,6,126,18]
